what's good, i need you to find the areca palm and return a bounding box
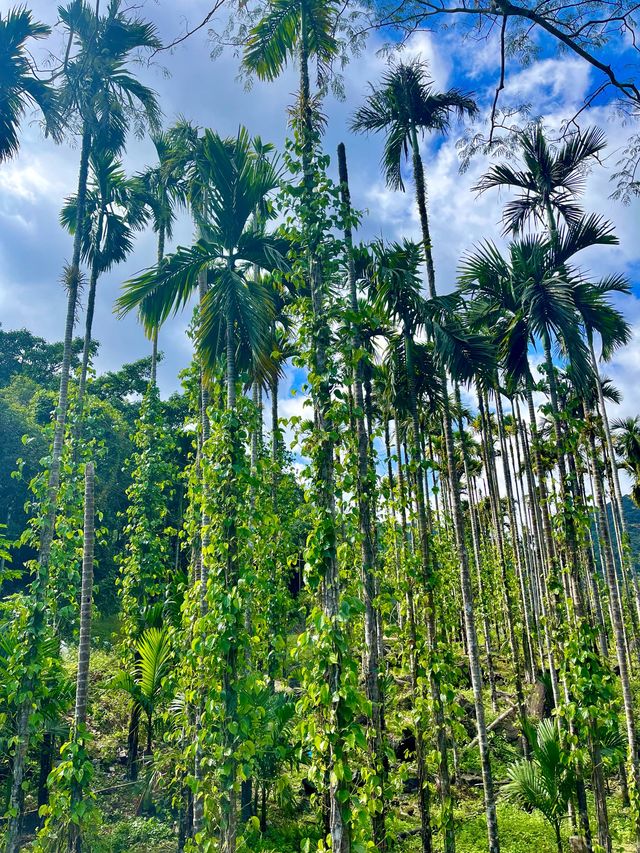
[351,59,477,298]
[60,148,148,418]
[613,417,640,506]
[461,215,640,849]
[473,125,607,237]
[113,627,172,755]
[131,123,194,380]
[460,215,618,396]
[370,239,492,853]
[244,7,352,851]
[119,127,285,852]
[6,7,161,850]
[503,719,574,853]
[0,6,58,161]
[118,127,285,404]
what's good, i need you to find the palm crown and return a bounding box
[58,0,161,152]
[459,213,618,392]
[117,127,288,385]
[60,149,147,274]
[0,6,59,161]
[243,0,340,83]
[351,58,477,191]
[473,125,607,236]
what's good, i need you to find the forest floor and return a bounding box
[21,641,636,853]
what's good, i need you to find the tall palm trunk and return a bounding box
[494,391,537,682]
[477,391,530,754]
[525,387,562,706]
[587,407,640,851]
[466,466,499,712]
[409,126,435,299]
[220,285,240,853]
[407,121,462,853]
[6,125,92,853]
[298,19,349,852]
[338,142,386,847]
[403,328,454,853]
[193,270,211,838]
[450,387,499,853]
[395,415,432,853]
[150,224,165,385]
[68,461,95,853]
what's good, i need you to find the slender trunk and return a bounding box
[478,391,530,754]
[6,125,92,853]
[525,388,561,707]
[68,461,95,853]
[75,200,105,435]
[193,270,211,837]
[404,330,454,853]
[588,408,640,851]
[150,225,165,385]
[494,390,537,683]
[338,141,386,848]
[450,386,499,853]
[299,21,349,852]
[409,126,436,299]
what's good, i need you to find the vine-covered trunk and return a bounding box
[193,270,211,838]
[338,141,386,848]
[6,125,93,853]
[448,386,499,853]
[298,18,349,851]
[403,329,454,853]
[68,460,95,853]
[587,407,640,851]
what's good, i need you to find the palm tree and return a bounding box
[131,123,194,381]
[369,239,498,853]
[337,142,387,848]
[503,719,574,853]
[118,128,285,407]
[113,627,172,756]
[244,6,352,850]
[473,125,607,238]
[118,128,286,851]
[461,215,640,850]
[60,148,148,422]
[351,58,477,299]
[572,274,640,642]
[34,0,160,590]
[0,6,58,162]
[613,417,640,505]
[6,7,161,849]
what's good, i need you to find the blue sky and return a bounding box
[1,0,639,434]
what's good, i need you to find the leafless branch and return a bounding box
[152,1,227,55]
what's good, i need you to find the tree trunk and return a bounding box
[409,126,436,299]
[298,17,349,851]
[68,461,95,853]
[403,330,454,853]
[450,386,499,853]
[338,141,386,848]
[587,407,640,851]
[193,269,211,838]
[75,201,105,438]
[6,125,93,853]
[150,225,165,386]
